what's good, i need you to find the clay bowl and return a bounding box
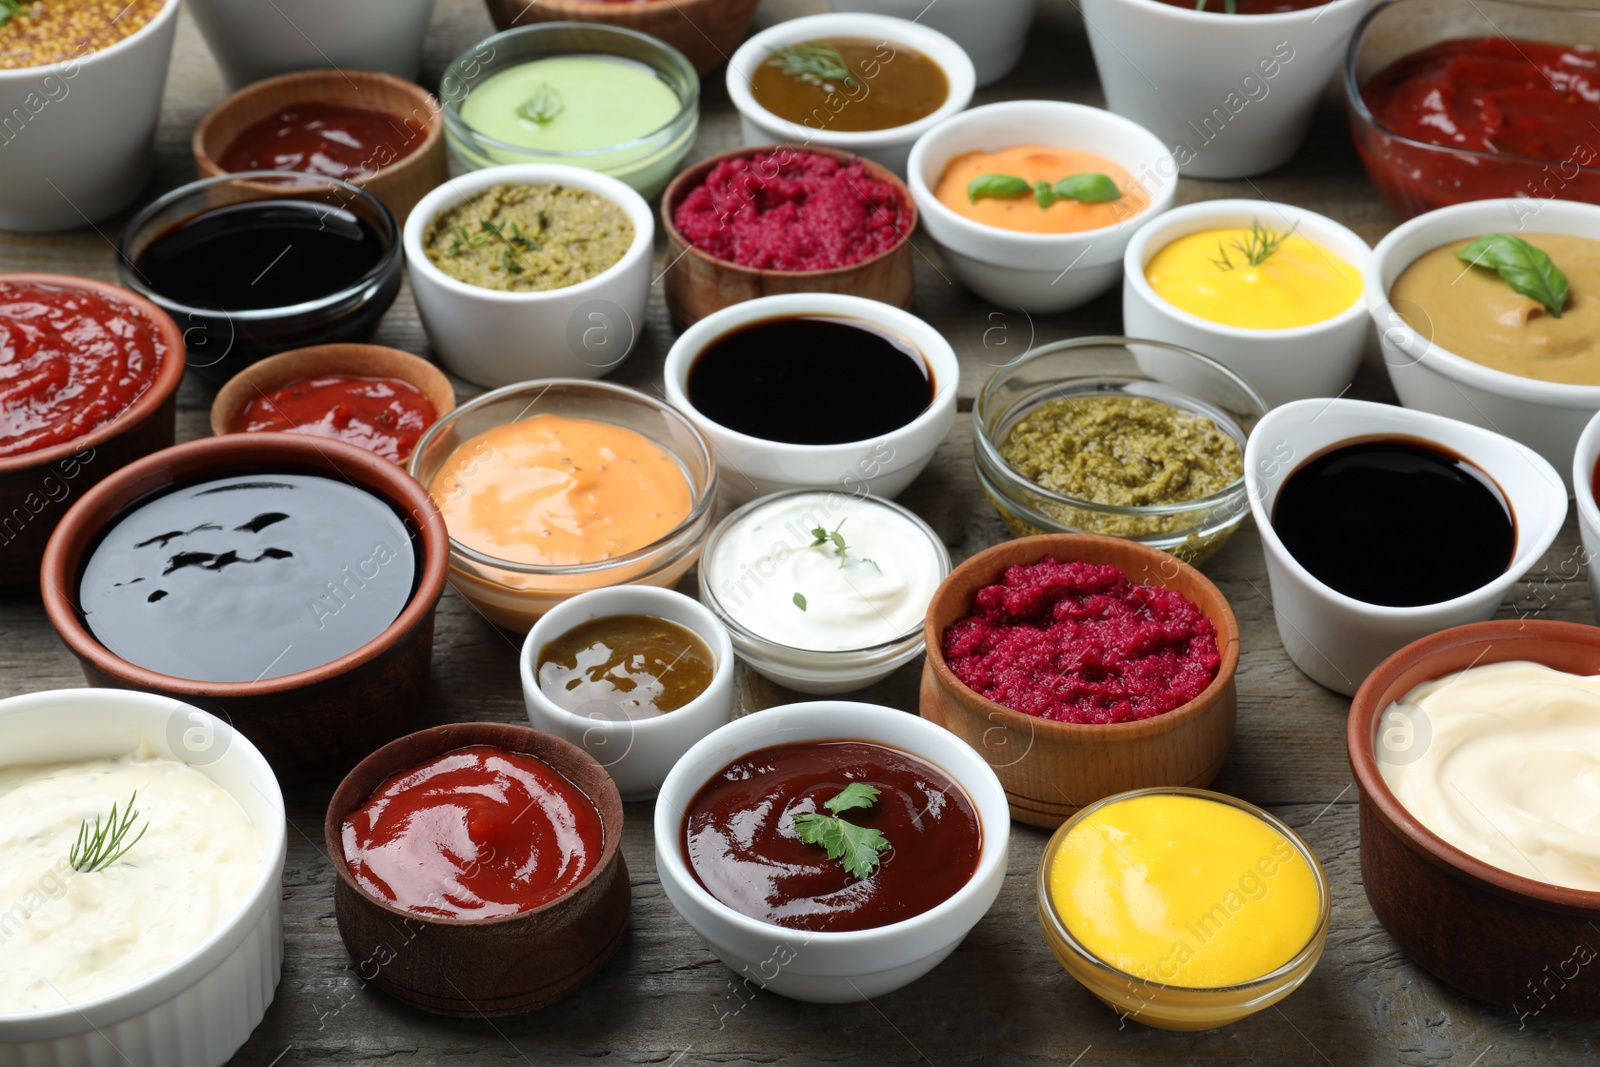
[193,68,447,223]
[325,720,630,1016]
[0,274,185,594]
[659,144,917,329]
[39,433,449,785]
[484,0,761,75]
[209,343,456,464]
[920,533,1239,829]
[1348,619,1600,1019]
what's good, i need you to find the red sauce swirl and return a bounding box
[0,281,167,458]
[229,374,438,463]
[342,745,604,919]
[684,741,981,932]
[1363,37,1600,164]
[219,102,427,181]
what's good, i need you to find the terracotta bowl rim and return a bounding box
[1347,617,1600,913]
[191,67,444,190]
[659,143,918,281]
[0,273,186,475]
[922,532,1241,739]
[207,342,457,441]
[39,432,450,698]
[322,720,626,928]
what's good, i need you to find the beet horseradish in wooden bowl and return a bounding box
[1349,619,1600,1020]
[39,433,449,784]
[659,145,917,328]
[0,274,186,592]
[325,721,630,1016]
[921,533,1239,829]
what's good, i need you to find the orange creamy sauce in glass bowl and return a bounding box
[934,145,1148,234]
[428,413,693,567]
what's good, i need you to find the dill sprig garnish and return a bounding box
[0,0,39,28]
[767,41,857,89]
[1210,218,1298,271]
[70,791,148,873]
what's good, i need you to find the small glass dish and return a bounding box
[116,171,403,386]
[973,337,1267,566]
[697,489,952,694]
[408,379,718,631]
[1345,0,1600,220]
[1037,787,1331,1031]
[440,23,699,200]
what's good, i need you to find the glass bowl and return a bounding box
[696,489,952,694]
[973,337,1267,566]
[1037,787,1331,1031]
[440,22,699,200]
[115,171,402,386]
[1345,0,1600,221]
[408,379,718,631]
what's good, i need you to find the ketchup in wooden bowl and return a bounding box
[342,744,604,919]
[230,373,438,463]
[683,740,981,932]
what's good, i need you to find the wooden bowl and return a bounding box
[192,68,447,223]
[483,0,760,74]
[920,533,1239,829]
[0,274,186,593]
[1348,619,1600,1019]
[660,144,917,329]
[324,721,630,1016]
[209,343,456,464]
[39,433,449,785]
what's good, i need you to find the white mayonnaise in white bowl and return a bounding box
[0,688,285,1067]
[698,489,951,694]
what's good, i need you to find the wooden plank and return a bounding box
[2,0,1597,1063]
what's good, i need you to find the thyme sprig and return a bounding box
[1210,218,1298,271]
[0,0,39,27]
[70,791,148,873]
[810,519,877,570]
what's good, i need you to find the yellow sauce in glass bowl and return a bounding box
[1038,789,1329,1030]
[1145,227,1363,330]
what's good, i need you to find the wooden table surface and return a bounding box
[3,1,1595,1063]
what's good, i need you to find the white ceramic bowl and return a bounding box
[0,0,180,232]
[906,100,1177,313]
[1572,411,1600,624]
[1123,198,1372,407]
[696,489,952,694]
[1245,398,1567,696]
[0,688,286,1067]
[725,12,976,177]
[826,0,1038,87]
[521,586,735,801]
[662,293,958,503]
[1368,197,1600,491]
[404,164,654,388]
[653,700,1009,1002]
[188,0,436,90]
[1079,0,1369,179]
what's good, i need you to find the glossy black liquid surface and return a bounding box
[135,200,384,310]
[1271,436,1515,608]
[79,473,416,682]
[686,316,933,445]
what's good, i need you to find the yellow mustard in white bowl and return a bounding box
[1145,224,1362,330]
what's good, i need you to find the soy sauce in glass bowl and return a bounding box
[116,171,403,385]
